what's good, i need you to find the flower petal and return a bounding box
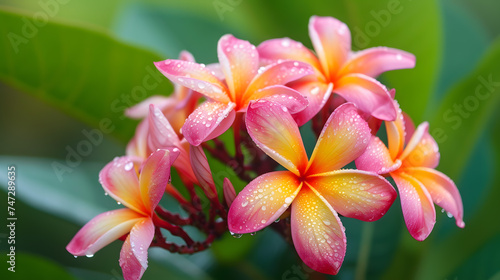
[154,60,229,103]
[139,149,177,214]
[392,172,436,241]
[99,157,145,215]
[228,171,302,234]
[355,136,401,174]
[307,170,396,221]
[339,47,416,78]
[148,105,181,149]
[246,85,308,114]
[399,122,429,163]
[244,60,314,103]
[189,145,218,200]
[401,124,440,169]
[385,101,406,160]
[306,102,371,175]
[309,16,351,80]
[218,34,259,102]
[334,74,397,121]
[66,209,144,256]
[291,187,346,275]
[125,96,174,119]
[406,167,464,228]
[290,80,333,126]
[223,178,236,207]
[126,120,149,160]
[246,100,308,176]
[119,218,154,280]
[182,101,236,146]
[257,38,322,74]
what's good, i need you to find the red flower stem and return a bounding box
[153,213,194,246]
[152,232,216,254]
[165,183,199,214]
[155,205,192,226]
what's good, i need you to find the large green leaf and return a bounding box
[0,7,173,142]
[429,38,500,180]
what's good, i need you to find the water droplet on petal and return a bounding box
[86,254,94,258]
[124,162,134,171]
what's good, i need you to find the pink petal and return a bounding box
[355,136,401,174]
[246,100,308,176]
[178,50,195,62]
[290,80,333,126]
[385,101,406,160]
[99,157,146,215]
[172,139,198,185]
[406,167,464,228]
[66,209,144,256]
[206,63,226,80]
[218,34,259,102]
[401,124,440,169]
[243,60,314,103]
[403,111,416,144]
[399,122,429,163]
[334,74,397,121]
[125,96,174,119]
[147,105,181,149]
[139,149,177,214]
[257,38,322,75]
[339,47,416,78]
[309,16,351,80]
[246,85,308,114]
[119,218,154,280]
[306,103,371,175]
[307,170,396,222]
[291,187,346,275]
[223,178,236,207]
[182,101,236,146]
[189,145,218,200]
[392,172,436,241]
[126,120,149,160]
[154,60,229,103]
[228,171,302,234]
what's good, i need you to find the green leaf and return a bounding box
[429,38,500,180]
[0,253,76,280]
[0,7,173,142]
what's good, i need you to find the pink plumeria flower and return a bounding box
[155,34,314,146]
[67,149,177,280]
[126,51,201,136]
[356,102,464,241]
[228,100,396,274]
[258,15,415,125]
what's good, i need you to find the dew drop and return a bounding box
[281,40,290,47]
[230,232,242,238]
[117,201,122,205]
[241,200,249,207]
[285,197,293,204]
[311,86,320,95]
[396,54,403,61]
[86,254,94,258]
[124,162,134,171]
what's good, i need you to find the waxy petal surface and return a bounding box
[148,105,181,149]
[307,103,371,175]
[406,167,464,227]
[401,128,440,169]
[257,38,322,74]
[386,101,406,160]
[182,101,236,146]
[307,170,396,221]
[247,85,308,114]
[126,120,149,160]
[126,96,173,119]
[355,136,401,174]
[190,145,218,199]
[399,122,429,162]
[339,47,415,78]
[246,100,308,176]
[291,80,333,126]
[155,60,229,103]
[218,34,259,102]
[228,171,302,234]
[139,149,176,214]
[392,172,436,241]
[334,74,397,121]
[119,218,154,280]
[291,187,346,275]
[309,16,351,80]
[66,209,144,256]
[99,157,145,215]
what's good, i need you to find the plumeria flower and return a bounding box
[126,51,201,136]
[355,102,464,241]
[154,34,314,146]
[258,15,415,125]
[228,100,396,274]
[67,149,178,280]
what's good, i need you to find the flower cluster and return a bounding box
[67,16,464,279]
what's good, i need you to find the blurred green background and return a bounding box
[1,0,499,279]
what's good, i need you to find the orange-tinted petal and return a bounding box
[307,170,396,221]
[291,80,333,126]
[401,124,440,169]
[291,187,346,275]
[228,171,302,234]
[385,101,406,160]
[355,136,401,174]
[307,103,371,175]
[189,145,218,200]
[246,100,308,176]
